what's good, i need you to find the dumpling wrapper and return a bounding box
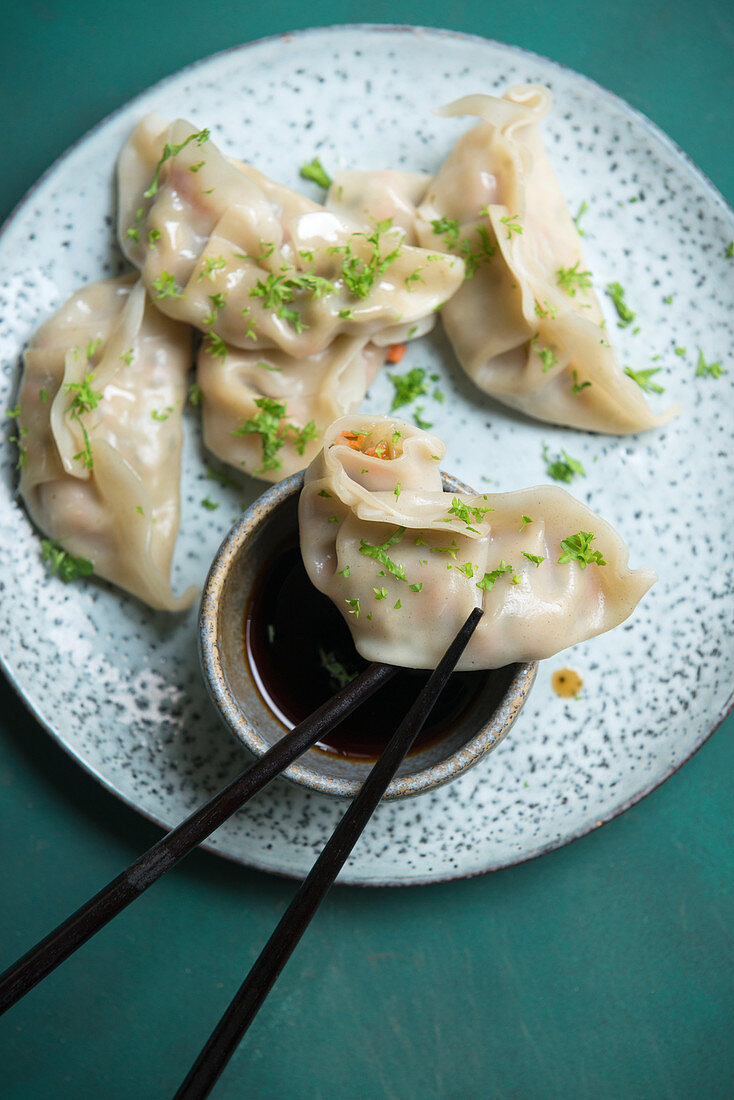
[18,276,196,611]
[197,336,385,482]
[299,415,656,670]
[117,115,464,359]
[414,85,679,435]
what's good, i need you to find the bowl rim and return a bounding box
[199,471,537,799]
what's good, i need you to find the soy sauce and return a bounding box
[244,543,492,760]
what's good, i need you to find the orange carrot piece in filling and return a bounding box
[386,343,407,364]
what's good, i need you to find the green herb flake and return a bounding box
[521,515,533,529]
[430,217,460,248]
[571,370,592,395]
[389,366,428,411]
[663,294,673,304]
[430,541,459,559]
[522,551,545,567]
[476,561,514,592]
[447,496,491,527]
[696,350,726,379]
[188,382,203,407]
[500,214,523,238]
[675,346,686,357]
[409,582,423,592]
[152,270,182,299]
[538,346,558,373]
[337,565,351,578]
[151,407,173,421]
[345,597,360,617]
[330,218,402,300]
[39,388,49,403]
[374,587,388,600]
[605,281,636,327]
[359,527,407,582]
[623,366,664,394]
[318,648,356,688]
[40,539,94,583]
[542,443,586,483]
[456,562,474,578]
[338,308,354,320]
[573,201,589,236]
[726,242,734,259]
[198,255,227,283]
[328,515,340,524]
[64,373,103,469]
[394,599,402,610]
[144,128,210,199]
[299,157,332,189]
[558,530,607,568]
[201,496,219,511]
[394,482,401,500]
[413,406,433,430]
[405,268,425,290]
[556,262,593,297]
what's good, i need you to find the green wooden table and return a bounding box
[1,4,732,1097]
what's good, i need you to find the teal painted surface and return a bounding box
[1,4,732,1097]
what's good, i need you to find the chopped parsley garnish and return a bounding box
[374,587,388,600]
[623,366,664,394]
[430,217,460,248]
[39,388,49,403]
[413,406,433,430]
[144,128,210,198]
[573,201,589,236]
[317,489,332,498]
[148,228,161,247]
[456,563,474,578]
[696,350,726,379]
[120,349,134,366]
[152,270,182,299]
[558,531,606,568]
[674,346,686,357]
[394,483,401,500]
[330,218,402,300]
[65,373,103,469]
[299,156,332,189]
[476,561,514,592]
[534,300,558,319]
[231,397,317,472]
[458,226,495,278]
[389,366,428,410]
[6,404,20,419]
[571,370,591,395]
[345,597,361,617]
[328,515,340,524]
[556,262,593,297]
[500,214,522,238]
[152,407,173,421]
[337,564,351,578]
[542,444,586,483]
[538,346,558,373]
[663,294,673,304]
[522,551,545,566]
[726,242,734,259]
[249,270,335,333]
[359,526,407,582]
[605,282,636,327]
[447,496,490,528]
[394,599,402,610]
[189,161,205,173]
[318,649,357,688]
[521,515,533,528]
[405,268,425,290]
[40,539,94,583]
[188,382,203,407]
[409,582,423,592]
[201,496,219,511]
[198,255,227,282]
[430,541,459,559]
[205,331,228,361]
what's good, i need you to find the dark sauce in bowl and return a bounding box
[244,543,489,761]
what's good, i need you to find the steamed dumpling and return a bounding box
[197,336,385,481]
[299,415,656,670]
[117,115,464,359]
[18,276,196,611]
[414,85,678,434]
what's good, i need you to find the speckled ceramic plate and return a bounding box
[0,27,732,886]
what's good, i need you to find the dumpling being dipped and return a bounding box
[299,415,656,670]
[414,85,679,435]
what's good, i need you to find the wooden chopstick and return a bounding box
[0,660,397,1016]
[174,607,484,1100]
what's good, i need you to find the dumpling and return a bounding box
[117,115,464,359]
[18,275,196,611]
[415,85,678,434]
[299,415,656,670]
[326,170,431,246]
[197,336,385,482]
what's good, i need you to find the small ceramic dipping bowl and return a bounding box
[199,471,537,800]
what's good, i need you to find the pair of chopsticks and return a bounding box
[0,607,483,1098]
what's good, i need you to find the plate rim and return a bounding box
[1,23,732,887]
